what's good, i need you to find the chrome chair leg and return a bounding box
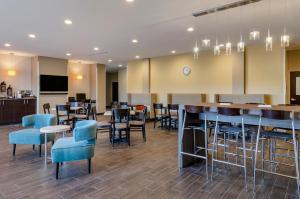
[204,114,209,180]
[236,134,239,164]
[211,115,219,181]
[292,116,300,198]
[242,118,248,190]
[253,116,262,193]
[262,138,265,178]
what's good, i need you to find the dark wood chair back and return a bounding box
[185,105,203,114]
[68,97,76,102]
[153,103,164,117]
[43,103,50,114]
[112,109,130,129]
[56,104,71,124]
[91,106,97,120]
[261,109,290,120]
[218,107,241,116]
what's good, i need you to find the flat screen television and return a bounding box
[40,75,68,93]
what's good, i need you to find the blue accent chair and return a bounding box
[9,114,56,157]
[51,120,97,179]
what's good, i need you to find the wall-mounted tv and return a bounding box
[40,75,68,94]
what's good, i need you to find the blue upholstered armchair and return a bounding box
[9,114,56,157]
[51,120,97,179]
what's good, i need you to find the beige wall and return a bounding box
[245,44,285,104]
[106,72,118,105]
[127,59,150,93]
[38,56,68,113]
[68,62,91,98]
[0,53,32,97]
[286,49,300,102]
[118,68,127,102]
[96,64,106,113]
[150,52,236,104]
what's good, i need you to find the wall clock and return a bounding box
[182,66,191,76]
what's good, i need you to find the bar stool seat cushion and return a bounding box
[9,128,55,145]
[219,125,250,134]
[97,121,111,128]
[129,121,144,126]
[261,131,294,140]
[114,123,128,129]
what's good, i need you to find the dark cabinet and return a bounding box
[0,98,36,125]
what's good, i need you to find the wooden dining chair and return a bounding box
[111,108,130,146]
[43,103,51,114]
[129,106,147,142]
[153,103,169,128]
[56,104,72,125]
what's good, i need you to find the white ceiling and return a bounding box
[0,0,300,71]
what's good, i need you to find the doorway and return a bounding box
[112,82,119,102]
[290,71,300,105]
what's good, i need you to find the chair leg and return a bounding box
[127,130,131,146]
[88,159,91,174]
[143,126,146,142]
[52,140,55,145]
[39,145,42,157]
[13,144,16,156]
[154,119,156,128]
[56,163,59,179]
[33,145,35,150]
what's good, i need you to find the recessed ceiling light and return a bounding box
[64,19,72,25]
[132,39,138,43]
[135,55,140,59]
[94,47,99,51]
[171,50,176,54]
[118,64,123,67]
[4,43,11,47]
[187,27,194,32]
[108,59,112,62]
[28,34,36,38]
[66,53,71,56]
[126,0,134,2]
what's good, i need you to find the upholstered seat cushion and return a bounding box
[261,131,294,140]
[156,114,169,118]
[51,137,95,163]
[97,121,111,128]
[59,115,73,121]
[113,123,128,129]
[9,128,55,145]
[73,114,87,119]
[129,121,144,126]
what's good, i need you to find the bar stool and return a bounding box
[180,105,209,179]
[253,109,299,197]
[211,107,248,189]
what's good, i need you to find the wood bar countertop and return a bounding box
[196,103,300,112]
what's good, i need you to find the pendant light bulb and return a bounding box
[250,30,260,40]
[213,40,220,56]
[202,39,210,47]
[193,41,199,59]
[225,41,232,55]
[237,36,245,53]
[281,28,290,47]
[266,29,273,51]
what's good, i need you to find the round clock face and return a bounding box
[182,66,191,76]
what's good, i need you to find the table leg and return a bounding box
[44,133,47,165]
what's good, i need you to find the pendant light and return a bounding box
[281,0,290,47]
[249,2,260,40]
[202,39,210,47]
[214,40,221,56]
[266,29,273,51]
[265,0,273,51]
[193,41,199,59]
[237,36,245,52]
[225,41,232,55]
[250,31,260,40]
[237,7,245,53]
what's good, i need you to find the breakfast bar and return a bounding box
[178,103,300,168]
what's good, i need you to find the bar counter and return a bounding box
[178,103,300,168]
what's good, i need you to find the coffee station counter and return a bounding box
[0,97,36,125]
